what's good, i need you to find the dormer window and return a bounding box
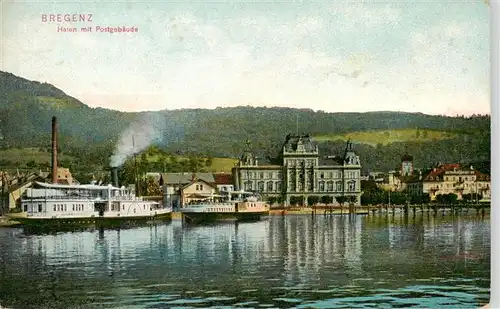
[296,138,305,152]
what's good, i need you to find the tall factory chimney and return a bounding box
[51,116,58,184]
[112,168,119,187]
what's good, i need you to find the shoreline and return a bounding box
[1,205,490,227]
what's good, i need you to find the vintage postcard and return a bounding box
[0,0,492,308]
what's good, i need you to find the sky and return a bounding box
[1,0,490,116]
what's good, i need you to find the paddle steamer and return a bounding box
[179,190,269,223]
[13,181,171,229]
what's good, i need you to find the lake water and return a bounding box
[0,213,490,309]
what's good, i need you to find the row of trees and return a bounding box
[267,195,357,207]
[359,180,485,206]
[361,190,484,206]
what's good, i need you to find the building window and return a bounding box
[320,173,324,179]
[319,181,325,192]
[327,181,334,191]
[348,180,356,192]
[258,181,265,192]
[38,204,42,212]
[244,181,252,191]
[276,182,281,192]
[267,182,273,192]
[336,181,343,192]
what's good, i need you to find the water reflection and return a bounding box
[0,213,490,309]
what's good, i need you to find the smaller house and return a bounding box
[159,172,216,208]
[1,171,48,211]
[404,163,491,201]
[181,178,217,206]
[55,167,80,185]
[213,172,233,194]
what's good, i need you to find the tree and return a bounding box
[289,195,304,206]
[347,195,357,205]
[391,192,407,205]
[276,195,284,205]
[146,176,162,196]
[446,193,458,204]
[435,194,446,204]
[361,192,372,205]
[289,196,299,206]
[205,156,213,168]
[26,160,37,169]
[410,194,423,204]
[335,195,348,206]
[461,193,471,204]
[422,193,431,204]
[307,195,319,206]
[267,196,277,205]
[320,195,332,205]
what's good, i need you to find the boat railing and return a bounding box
[186,202,235,207]
[22,195,103,201]
[110,196,144,201]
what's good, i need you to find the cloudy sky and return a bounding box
[1,0,490,115]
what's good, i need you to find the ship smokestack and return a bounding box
[51,116,58,184]
[112,168,119,187]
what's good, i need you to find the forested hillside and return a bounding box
[0,70,491,176]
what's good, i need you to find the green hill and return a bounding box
[0,70,491,175]
[314,129,460,146]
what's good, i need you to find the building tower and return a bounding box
[233,139,257,191]
[401,152,414,177]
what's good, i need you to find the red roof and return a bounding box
[423,164,461,181]
[213,172,233,185]
[423,163,492,182]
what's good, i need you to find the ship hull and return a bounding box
[11,212,172,232]
[181,211,268,224]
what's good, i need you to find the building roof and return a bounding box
[319,155,344,166]
[420,163,490,182]
[33,181,116,190]
[401,153,413,162]
[5,173,48,192]
[283,134,318,153]
[181,178,217,190]
[213,172,233,185]
[160,172,215,185]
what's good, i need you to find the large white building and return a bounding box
[405,163,491,202]
[231,134,362,206]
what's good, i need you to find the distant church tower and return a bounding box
[401,152,414,176]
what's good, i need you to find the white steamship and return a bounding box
[9,116,171,230]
